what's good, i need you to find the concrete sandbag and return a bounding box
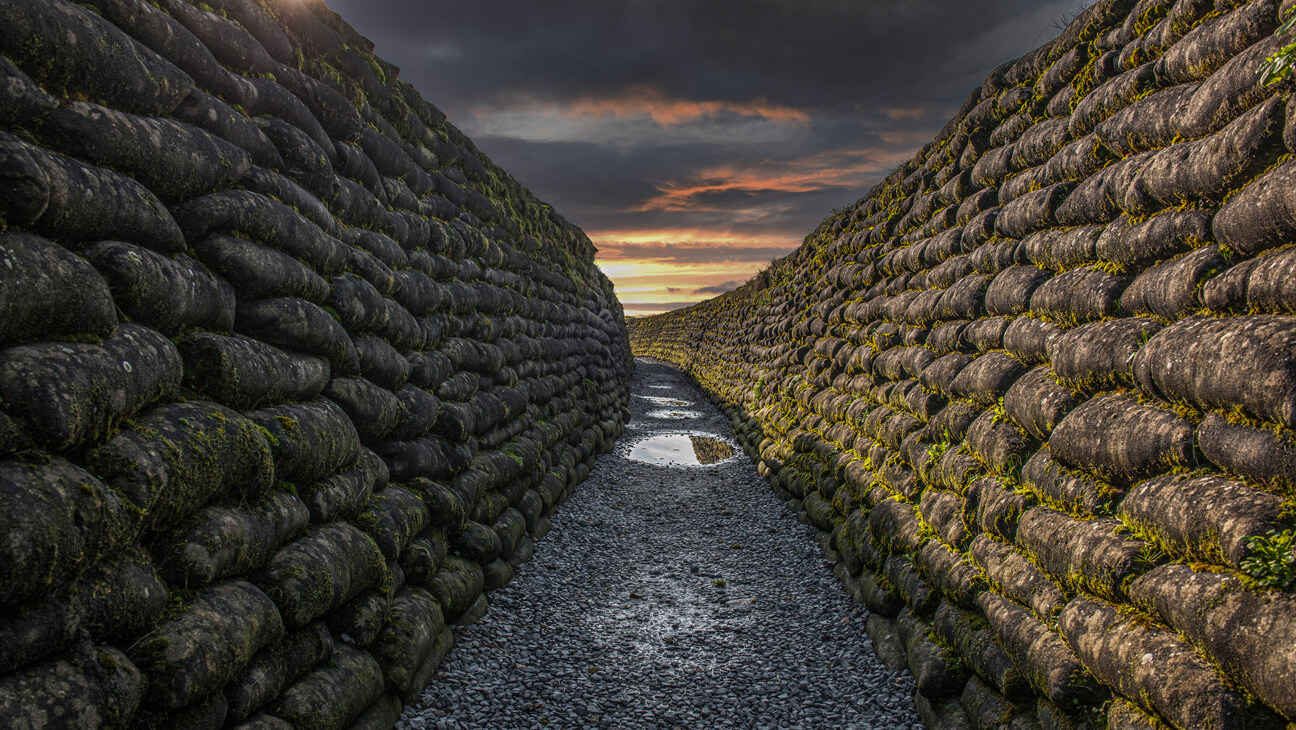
[933,601,1027,698]
[178,332,330,411]
[151,492,310,586]
[0,323,181,451]
[0,458,130,606]
[267,645,383,730]
[1095,207,1212,267]
[1059,596,1274,730]
[1123,95,1285,215]
[1119,473,1284,567]
[235,297,360,375]
[173,190,350,276]
[88,401,275,529]
[1129,564,1296,720]
[0,646,143,730]
[969,534,1066,623]
[1130,314,1296,427]
[129,580,283,711]
[194,233,329,303]
[1094,82,1198,157]
[75,552,167,643]
[169,88,281,168]
[0,131,185,252]
[249,398,362,485]
[371,586,445,697]
[35,100,251,203]
[0,231,116,344]
[322,376,403,443]
[252,522,385,628]
[1120,244,1224,318]
[84,241,234,336]
[1197,412,1296,492]
[0,0,192,116]
[1047,317,1161,392]
[297,451,382,523]
[976,591,1102,706]
[223,622,333,723]
[0,56,56,126]
[1049,393,1194,483]
[424,554,485,619]
[360,484,429,559]
[1017,508,1147,601]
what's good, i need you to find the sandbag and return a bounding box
[0,323,182,451]
[0,231,117,344]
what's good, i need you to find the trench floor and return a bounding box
[399,359,919,730]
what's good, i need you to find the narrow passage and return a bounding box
[400,360,919,729]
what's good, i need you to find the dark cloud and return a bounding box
[665,286,684,294]
[694,281,742,295]
[326,0,1084,283]
[329,0,1082,118]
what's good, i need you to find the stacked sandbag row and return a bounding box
[632,0,1296,727]
[0,0,631,727]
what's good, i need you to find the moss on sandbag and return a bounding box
[83,241,235,337]
[0,232,117,345]
[266,645,383,730]
[252,522,385,628]
[0,457,131,606]
[151,492,310,587]
[0,131,185,252]
[177,333,330,412]
[0,0,192,115]
[223,622,333,724]
[129,580,283,711]
[88,401,275,530]
[0,645,143,729]
[248,398,362,485]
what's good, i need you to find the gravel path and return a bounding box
[400,359,920,729]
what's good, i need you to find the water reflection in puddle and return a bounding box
[634,395,692,407]
[627,433,736,466]
[646,409,702,420]
[646,384,675,390]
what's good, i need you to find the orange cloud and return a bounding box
[564,86,810,125]
[880,107,929,121]
[488,86,811,126]
[636,147,906,212]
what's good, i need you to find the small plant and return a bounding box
[1260,12,1296,85]
[1241,529,1296,591]
[711,578,727,588]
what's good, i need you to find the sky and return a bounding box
[326,0,1087,315]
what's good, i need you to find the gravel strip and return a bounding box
[400,360,920,729]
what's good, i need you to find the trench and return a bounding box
[397,359,920,730]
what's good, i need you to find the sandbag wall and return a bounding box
[631,0,1296,728]
[0,0,632,727]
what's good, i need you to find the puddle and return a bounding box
[646,409,702,420]
[634,395,692,407]
[626,432,737,466]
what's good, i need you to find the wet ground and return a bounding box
[400,359,919,729]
